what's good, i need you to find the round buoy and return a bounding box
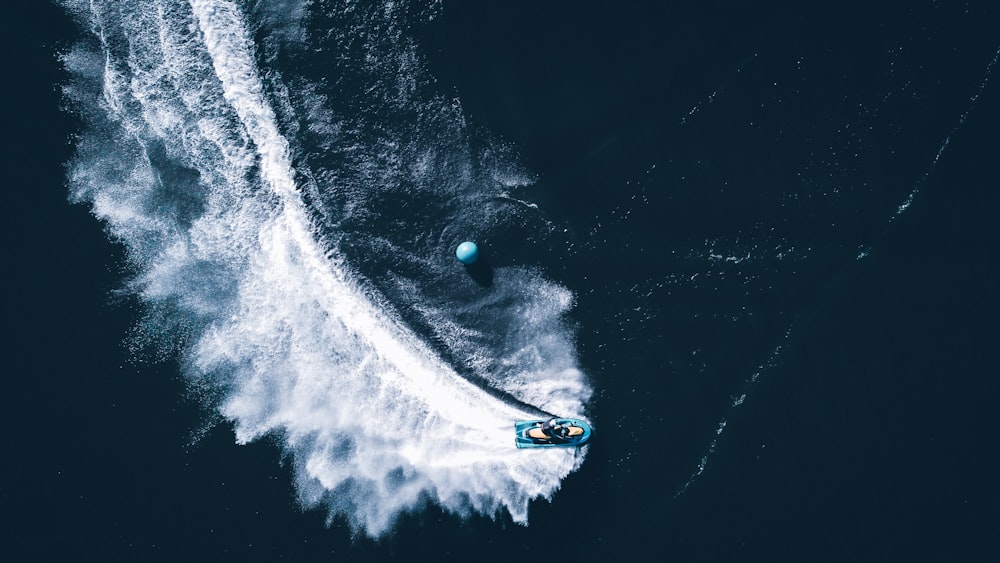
[455,241,479,265]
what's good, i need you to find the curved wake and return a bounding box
[60,0,591,536]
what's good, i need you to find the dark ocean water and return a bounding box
[4,1,999,561]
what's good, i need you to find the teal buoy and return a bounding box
[455,241,479,265]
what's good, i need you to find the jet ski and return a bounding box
[515,418,592,448]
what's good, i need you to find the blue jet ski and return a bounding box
[515,418,592,448]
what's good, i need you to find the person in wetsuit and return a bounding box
[540,418,571,442]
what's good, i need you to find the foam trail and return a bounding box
[857,43,1000,260]
[61,0,590,536]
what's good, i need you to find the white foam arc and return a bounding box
[183,0,583,534]
[190,0,511,431]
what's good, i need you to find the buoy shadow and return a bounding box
[463,255,493,287]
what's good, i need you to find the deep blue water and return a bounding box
[4,1,999,561]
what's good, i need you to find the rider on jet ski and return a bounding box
[536,417,587,442]
[518,417,591,448]
[540,418,571,440]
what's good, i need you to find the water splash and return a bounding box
[60,0,590,536]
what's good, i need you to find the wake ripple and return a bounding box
[60,0,591,536]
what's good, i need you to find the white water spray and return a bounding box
[61,0,591,536]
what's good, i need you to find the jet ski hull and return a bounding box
[515,418,592,448]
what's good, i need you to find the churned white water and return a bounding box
[60,0,591,536]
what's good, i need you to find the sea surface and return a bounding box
[4,1,999,561]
